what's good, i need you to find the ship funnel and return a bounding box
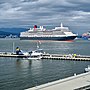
[34,25,37,29]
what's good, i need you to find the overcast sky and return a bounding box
[0,0,90,33]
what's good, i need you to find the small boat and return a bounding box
[82,31,90,40]
[84,65,90,72]
[27,49,43,60]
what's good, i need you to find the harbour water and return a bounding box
[0,39,90,90]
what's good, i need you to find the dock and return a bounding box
[0,52,29,58]
[42,53,90,61]
[0,52,90,61]
[25,72,90,90]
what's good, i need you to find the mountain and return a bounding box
[0,31,11,35]
[0,28,27,37]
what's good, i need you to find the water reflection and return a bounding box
[16,59,43,73]
[16,59,32,69]
[41,41,76,54]
[30,60,43,76]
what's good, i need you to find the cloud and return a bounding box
[0,0,90,34]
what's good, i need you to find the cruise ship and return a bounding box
[20,23,77,41]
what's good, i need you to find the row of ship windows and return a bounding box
[24,35,67,37]
[24,32,66,35]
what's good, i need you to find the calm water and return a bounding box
[0,39,90,90]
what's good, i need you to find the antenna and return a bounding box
[36,41,41,50]
[13,42,15,54]
[37,42,39,49]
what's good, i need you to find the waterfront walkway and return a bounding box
[25,72,90,90]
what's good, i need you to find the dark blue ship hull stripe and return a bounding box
[20,36,77,41]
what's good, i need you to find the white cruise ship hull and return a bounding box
[20,36,77,41]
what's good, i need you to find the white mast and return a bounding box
[37,42,39,49]
[13,42,15,54]
[61,23,63,27]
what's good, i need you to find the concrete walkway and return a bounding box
[25,72,90,90]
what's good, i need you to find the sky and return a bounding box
[0,0,90,33]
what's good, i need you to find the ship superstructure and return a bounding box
[20,23,77,41]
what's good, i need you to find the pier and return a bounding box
[0,52,29,58]
[42,54,90,61]
[0,52,90,61]
[25,72,90,90]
